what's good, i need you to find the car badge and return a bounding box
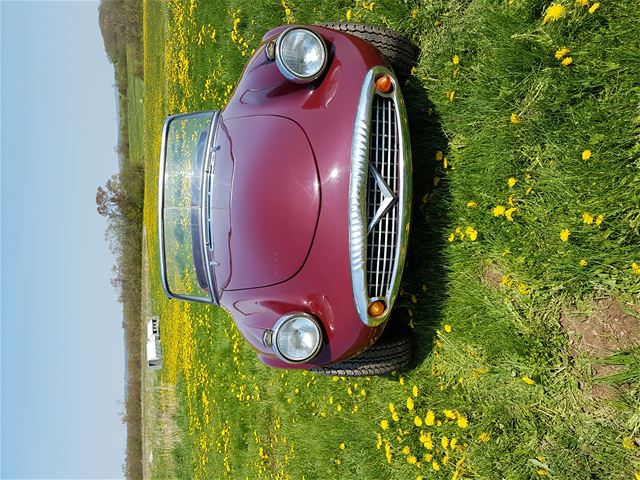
[368,165,398,233]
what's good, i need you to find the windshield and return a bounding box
[159,111,218,303]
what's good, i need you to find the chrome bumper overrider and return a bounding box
[349,66,412,327]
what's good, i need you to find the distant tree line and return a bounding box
[97,1,144,478]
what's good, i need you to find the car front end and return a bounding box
[158,25,412,370]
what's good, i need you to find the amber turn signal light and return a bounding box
[368,300,386,317]
[375,74,393,93]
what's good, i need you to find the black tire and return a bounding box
[310,333,413,377]
[319,22,419,81]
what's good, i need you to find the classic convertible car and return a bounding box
[159,23,416,375]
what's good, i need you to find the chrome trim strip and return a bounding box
[271,313,323,363]
[349,67,412,327]
[158,110,220,305]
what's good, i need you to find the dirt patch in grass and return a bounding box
[560,298,640,400]
[482,263,505,289]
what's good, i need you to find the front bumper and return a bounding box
[349,66,412,327]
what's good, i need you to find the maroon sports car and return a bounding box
[159,23,416,375]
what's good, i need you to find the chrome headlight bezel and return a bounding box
[275,28,328,83]
[271,313,323,363]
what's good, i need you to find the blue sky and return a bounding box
[1,2,126,478]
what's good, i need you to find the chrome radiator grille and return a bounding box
[366,95,399,299]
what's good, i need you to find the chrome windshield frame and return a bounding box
[158,110,221,305]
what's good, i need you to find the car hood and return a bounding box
[210,115,320,291]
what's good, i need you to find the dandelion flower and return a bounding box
[543,3,566,23]
[589,2,600,13]
[517,283,530,295]
[582,149,592,160]
[425,410,435,426]
[432,461,440,471]
[505,207,517,221]
[510,112,521,124]
[433,176,441,187]
[522,375,535,385]
[555,47,570,59]
[407,455,417,464]
[465,226,478,241]
[346,9,352,20]
[493,205,506,217]
[380,419,389,430]
[478,432,490,442]
[448,91,455,102]
[444,324,452,333]
[407,397,414,411]
[579,259,589,267]
[389,402,395,413]
[576,0,589,5]
[467,201,477,208]
[452,55,460,65]
[443,409,456,419]
[412,385,419,397]
[435,150,444,161]
[561,57,573,66]
[457,416,469,429]
[508,177,517,188]
[441,436,450,449]
[537,469,548,476]
[415,416,423,427]
[595,214,604,225]
[392,412,400,421]
[450,438,458,449]
[340,442,346,450]
[560,228,571,242]
[402,445,411,455]
[411,8,417,18]
[582,212,594,224]
[632,263,640,275]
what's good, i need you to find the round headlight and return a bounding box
[272,313,322,363]
[275,28,327,82]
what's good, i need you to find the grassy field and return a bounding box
[126,44,145,165]
[141,0,640,478]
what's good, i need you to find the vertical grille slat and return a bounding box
[365,95,400,300]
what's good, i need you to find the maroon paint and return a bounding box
[211,26,391,368]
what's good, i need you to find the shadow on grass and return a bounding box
[394,78,452,369]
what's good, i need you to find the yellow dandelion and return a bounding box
[508,195,515,206]
[448,232,455,242]
[432,461,440,471]
[415,416,423,427]
[561,56,573,66]
[443,409,456,419]
[579,258,589,267]
[622,437,636,449]
[632,263,640,275]
[595,214,604,225]
[493,205,506,217]
[505,207,517,221]
[412,385,419,397]
[560,228,571,242]
[467,201,478,208]
[448,90,455,102]
[465,226,478,241]
[517,283,530,295]
[346,9,352,20]
[450,438,458,449]
[582,212,594,224]
[407,455,417,465]
[582,149,592,160]
[433,176,441,187]
[543,3,566,23]
[510,112,521,124]
[380,419,389,430]
[478,432,490,442]
[526,186,533,195]
[555,47,570,59]
[407,397,414,411]
[411,8,417,18]
[335,458,342,465]
[425,410,435,426]
[508,177,517,188]
[443,157,449,169]
[576,0,589,5]
[441,436,449,449]
[402,445,411,455]
[340,442,346,450]
[537,469,548,476]
[588,2,600,13]
[444,324,452,333]
[392,412,400,422]
[452,55,460,65]
[389,402,395,413]
[457,416,469,429]
[634,472,640,480]
[522,375,535,385]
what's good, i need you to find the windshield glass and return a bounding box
[160,112,216,302]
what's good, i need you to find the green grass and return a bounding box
[141,0,640,479]
[126,44,145,165]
